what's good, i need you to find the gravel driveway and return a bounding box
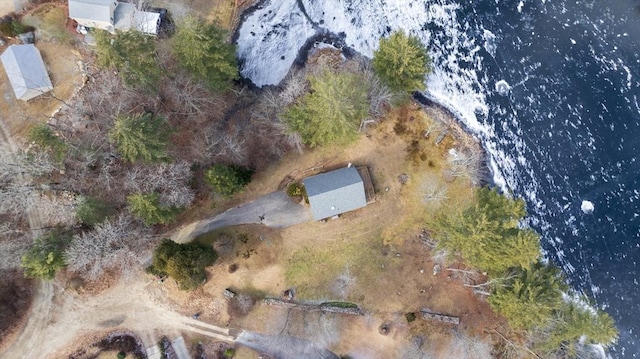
[172,191,312,243]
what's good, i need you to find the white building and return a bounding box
[1,44,54,101]
[68,0,160,35]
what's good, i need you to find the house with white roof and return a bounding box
[68,0,160,35]
[1,44,54,101]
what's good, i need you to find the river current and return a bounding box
[235,1,640,357]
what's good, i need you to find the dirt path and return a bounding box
[236,331,340,359]
[0,109,53,359]
[172,191,312,243]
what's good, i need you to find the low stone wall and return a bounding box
[262,298,364,316]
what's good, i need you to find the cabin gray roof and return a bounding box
[303,166,367,220]
[0,44,53,101]
[68,0,114,25]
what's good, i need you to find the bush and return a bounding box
[373,30,432,92]
[286,182,307,202]
[20,230,69,280]
[204,164,253,198]
[150,239,218,290]
[76,196,114,226]
[223,348,235,358]
[117,351,126,359]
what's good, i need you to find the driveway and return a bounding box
[172,191,312,243]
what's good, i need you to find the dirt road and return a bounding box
[236,331,340,359]
[172,191,312,243]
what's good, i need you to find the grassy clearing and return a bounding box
[284,233,385,300]
[22,5,74,45]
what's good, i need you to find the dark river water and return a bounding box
[236,1,640,357]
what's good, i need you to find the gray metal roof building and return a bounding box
[1,44,54,101]
[303,166,367,220]
[68,0,117,32]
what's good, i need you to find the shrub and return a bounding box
[223,348,235,358]
[204,164,253,198]
[150,239,218,290]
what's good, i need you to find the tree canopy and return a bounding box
[535,300,618,355]
[172,17,238,91]
[95,30,162,91]
[488,263,566,330]
[127,192,179,226]
[372,30,431,92]
[149,239,218,290]
[20,230,68,280]
[108,112,171,163]
[283,69,370,147]
[204,164,253,198]
[430,187,540,276]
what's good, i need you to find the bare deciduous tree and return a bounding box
[65,215,152,280]
[124,161,195,208]
[445,147,486,185]
[422,182,448,203]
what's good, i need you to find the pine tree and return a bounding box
[108,113,171,163]
[20,230,68,280]
[431,187,540,276]
[172,17,238,91]
[534,300,619,355]
[95,30,162,91]
[204,164,253,198]
[488,263,566,330]
[372,30,431,92]
[149,239,218,290]
[127,193,178,225]
[283,69,370,147]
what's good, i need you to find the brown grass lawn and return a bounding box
[0,5,83,139]
[175,103,501,358]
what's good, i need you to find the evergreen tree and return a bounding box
[28,124,67,161]
[75,196,115,227]
[108,112,171,163]
[372,30,431,92]
[95,30,162,91]
[127,193,178,225]
[172,17,238,91]
[204,164,253,198]
[431,187,540,276]
[20,230,68,280]
[283,69,370,147]
[150,239,218,290]
[488,263,566,330]
[535,300,618,355]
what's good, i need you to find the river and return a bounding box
[235,1,640,357]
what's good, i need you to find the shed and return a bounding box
[303,166,367,220]
[1,44,53,101]
[69,0,117,32]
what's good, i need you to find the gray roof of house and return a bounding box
[68,0,115,24]
[0,44,53,101]
[303,166,367,220]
